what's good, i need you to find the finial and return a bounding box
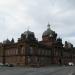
[47,23,51,29]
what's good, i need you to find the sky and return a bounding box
[0,0,75,46]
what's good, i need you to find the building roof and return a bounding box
[23,30,34,35]
[22,30,34,39]
[42,24,57,37]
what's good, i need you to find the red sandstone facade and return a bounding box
[0,24,75,66]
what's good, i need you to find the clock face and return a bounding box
[49,34,53,37]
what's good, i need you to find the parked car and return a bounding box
[4,63,9,66]
[0,63,4,66]
[8,64,14,67]
[68,62,74,66]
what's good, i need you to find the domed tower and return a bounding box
[42,24,57,47]
[18,30,37,42]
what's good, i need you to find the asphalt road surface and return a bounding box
[0,66,75,75]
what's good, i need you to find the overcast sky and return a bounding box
[0,0,75,46]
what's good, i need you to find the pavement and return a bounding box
[0,66,75,75]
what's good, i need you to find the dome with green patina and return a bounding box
[42,24,57,37]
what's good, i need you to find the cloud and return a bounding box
[0,0,75,46]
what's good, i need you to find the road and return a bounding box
[0,66,75,75]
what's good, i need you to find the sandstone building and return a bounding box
[0,24,75,66]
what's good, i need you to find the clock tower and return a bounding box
[42,23,57,47]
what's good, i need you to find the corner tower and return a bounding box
[42,24,57,47]
[18,30,37,43]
